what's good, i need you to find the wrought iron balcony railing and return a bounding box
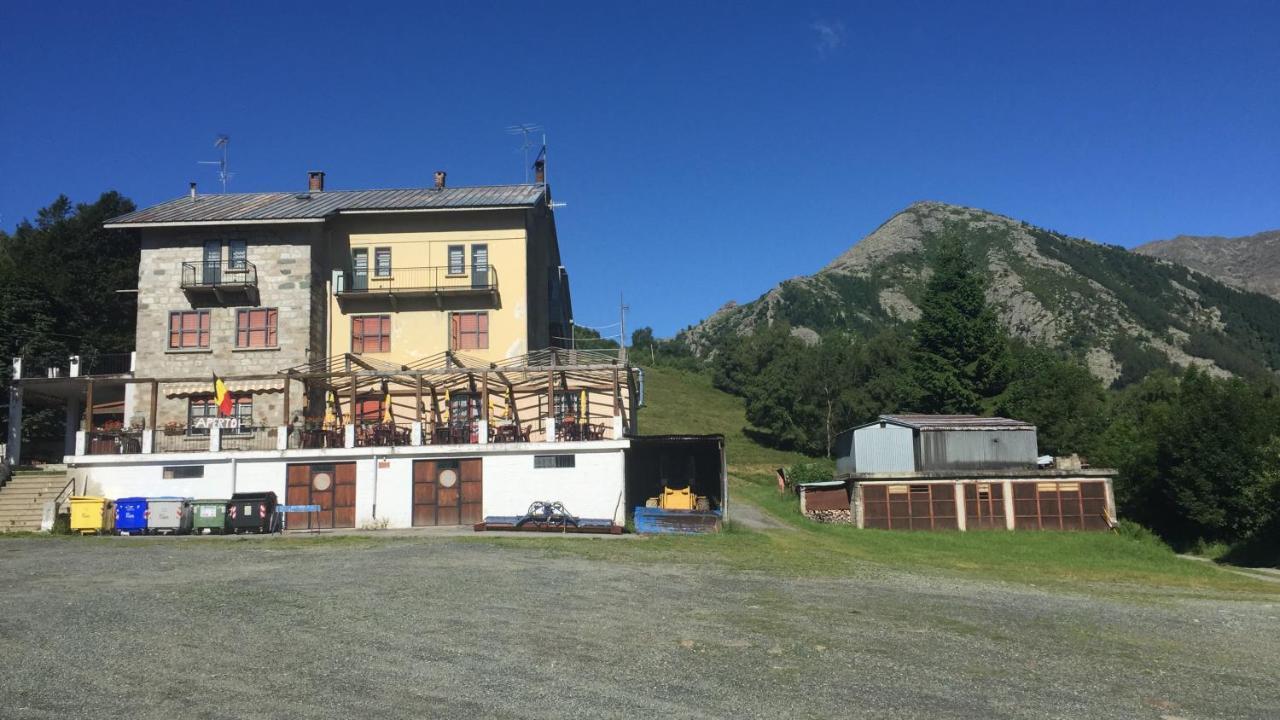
[180,260,258,290]
[336,265,498,297]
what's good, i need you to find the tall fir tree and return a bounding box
[910,228,1010,413]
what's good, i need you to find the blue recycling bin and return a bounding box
[115,497,149,535]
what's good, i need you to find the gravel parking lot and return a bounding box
[2,532,1277,719]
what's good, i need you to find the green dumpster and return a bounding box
[190,498,229,534]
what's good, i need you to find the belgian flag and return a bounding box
[213,374,233,417]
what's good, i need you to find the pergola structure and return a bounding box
[280,348,639,443]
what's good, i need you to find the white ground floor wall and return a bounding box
[66,440,630,529]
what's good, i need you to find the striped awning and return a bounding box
[164,379,285,398]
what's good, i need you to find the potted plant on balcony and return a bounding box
[162,421,185,436]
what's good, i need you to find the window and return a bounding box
[554,390,581,421]
[227,240,248,270]
[187,395,252,436]
[374,247,392,278]
[447,244,465,275]
[355,397,385,424]
[168,310,210,349]
[163,466,204,479]
[450,312,488,350]
[236,308,278,348]
[448,392,480,425]
[352,315,391,353]
[534,455,576,469]
[351,248,369,291]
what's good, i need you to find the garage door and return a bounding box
[1012,481,1110,530]
[286,463,356,529]
[963,482,1006,530]
[413,459,482,526]
[861,483,958,530]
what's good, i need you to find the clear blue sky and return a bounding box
[2,1,1277,337]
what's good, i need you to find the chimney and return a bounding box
[308,171,325,192]
[189,182,197,200]
[534,158,545,184]
[434,170,447,189]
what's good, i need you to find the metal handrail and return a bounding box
[180,260,258,288]
[337,265,498,294]
[54,475,76,508]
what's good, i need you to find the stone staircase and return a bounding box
[0,469,69,532]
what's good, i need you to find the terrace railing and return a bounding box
[180,260,258,290]
[85,429,144,455]
[336,265,498,296]
[219,426,279,452]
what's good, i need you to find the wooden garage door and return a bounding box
[1013,481,1109,530]
[286,463,356,529]
[963,482,1006,530]
[413,459,482,526]
[861,483,958,530]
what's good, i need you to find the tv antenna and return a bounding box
[198,134,232,193]
[505,123,543,182]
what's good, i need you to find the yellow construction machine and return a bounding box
[645,486,711,511]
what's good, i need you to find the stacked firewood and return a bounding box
[806,509,852,524]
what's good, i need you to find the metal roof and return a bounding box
[878,414,1035,431]
[104,184,547,227]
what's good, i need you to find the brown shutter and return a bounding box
[449,313,460,350]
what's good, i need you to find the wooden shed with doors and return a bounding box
[847,469,1118,531]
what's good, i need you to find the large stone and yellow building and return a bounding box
[102,170,572,429]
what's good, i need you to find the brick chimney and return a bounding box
[434,170,447,189]
[534,158,545,184]
[308,171,325,192]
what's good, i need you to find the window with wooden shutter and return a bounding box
[236,308,278,348]
[168,310,211,349]
[450,312,488,350]
[352,315,391,353]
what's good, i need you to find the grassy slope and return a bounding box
[619,365,1276,596]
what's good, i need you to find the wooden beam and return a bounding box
[415,375,424,426]
[148,380,158,430]
[348,372,358,426]
[83,380,94,431]
[612,368,621,416]
[282,374,291,424]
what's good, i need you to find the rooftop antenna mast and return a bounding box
[197,134,232,193]
[505,123,542,182]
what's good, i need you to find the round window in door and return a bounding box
[313,472,332,492]
[438,468,458,488]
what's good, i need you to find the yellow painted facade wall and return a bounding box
[327,212,534,365]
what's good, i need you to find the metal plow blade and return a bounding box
[633,507,722,534]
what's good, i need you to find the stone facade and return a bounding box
[128,225,322,429]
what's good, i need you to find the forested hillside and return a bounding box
[682,202,1280,387]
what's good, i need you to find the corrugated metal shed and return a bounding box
[835,414,1039,474]
[881,414,1033,431]
[104,184,546,226]
[851,422,916,473]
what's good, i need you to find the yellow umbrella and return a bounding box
[323,389,338,428]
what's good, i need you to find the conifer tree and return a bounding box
[910,229,1010,413]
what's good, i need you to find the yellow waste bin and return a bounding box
[69,496,114,535]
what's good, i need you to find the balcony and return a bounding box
[180,260,259,303]
[335,265,498,310]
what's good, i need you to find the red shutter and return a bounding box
[352,317,363,354]
[449,313,460,350]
